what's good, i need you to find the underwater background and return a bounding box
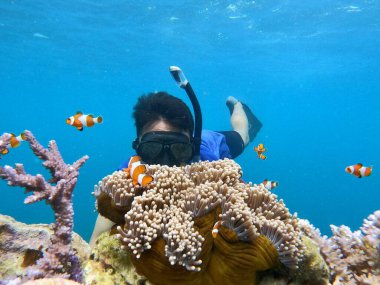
[0,0,379,242]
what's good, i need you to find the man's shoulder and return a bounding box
[200,130,230,161]
[117,158,133,171]
[201,130,225,143]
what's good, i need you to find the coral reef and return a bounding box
[2,140,378,285]
[0,215,90,285]
[299,211,380,285]
[2,130,378,284]
[0,130,88,283]
[94,158,305,285]
[87,230,150,284]
[22,279,82,285]
[0,214,149,285]
[0,132,12,156]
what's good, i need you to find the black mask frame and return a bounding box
[132,131,194,166]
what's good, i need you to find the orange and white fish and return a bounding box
[212,220,222,238]
[66,111,103,131]
[123,155,154,187]
[345,163,372,178]
[0,132,26,155]
[254,143,267,160]
[260,179,279,191]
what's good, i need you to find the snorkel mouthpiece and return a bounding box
[169,66,202,162]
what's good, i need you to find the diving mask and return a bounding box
[132,131,194,166]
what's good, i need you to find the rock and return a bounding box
[0,215,90,283]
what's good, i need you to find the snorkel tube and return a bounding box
[169,66,202,162]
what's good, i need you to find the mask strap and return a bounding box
[132,139,139,150]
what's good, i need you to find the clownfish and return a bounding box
[345,163,372,178]
[66,111,103,131]
[212,220,222,238]
[123,155,154,187]
[260,179,279,191]
[254,143,267,160]
[0,132,26,155]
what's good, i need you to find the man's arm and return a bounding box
[89,214,115,248]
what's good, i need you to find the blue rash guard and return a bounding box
[118,130,231,170]
[199,130,232,161]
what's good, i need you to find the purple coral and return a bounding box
[0,132,12,156]
[300,211,380,285]
[0,130,88,283]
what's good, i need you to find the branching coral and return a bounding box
[0,132,12,156]
[94,158,305,285]
[0,130,88,283]
[299,211,380,285]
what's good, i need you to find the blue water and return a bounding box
[1,1,379,242]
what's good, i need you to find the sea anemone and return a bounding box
[94,159,305,285]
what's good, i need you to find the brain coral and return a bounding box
[94,158,304,285]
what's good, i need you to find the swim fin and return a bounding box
[226,96,263,142]
[242,103,262,142]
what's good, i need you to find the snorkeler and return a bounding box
[89,67,262,247]
[126,66,262,167]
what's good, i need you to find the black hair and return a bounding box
[133,91,194,137]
